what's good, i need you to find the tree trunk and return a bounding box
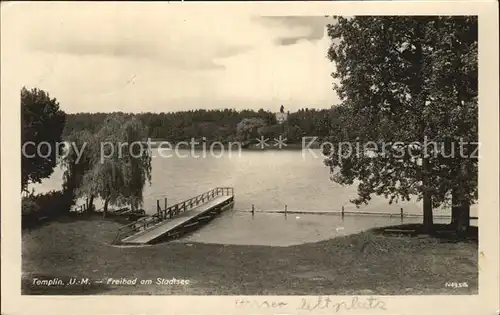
[86,195,95,212]
[103,198,110,218]
[452,155,471,237]
[422,157,434,233]
[456,204,470,238]
[452,188,470,237]
[451,189,460,226]
[451,205,460,226]
[423,192,433,233]
[62,169,77,212]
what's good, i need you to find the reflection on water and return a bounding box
[29,149,478,245]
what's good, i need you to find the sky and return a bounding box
[3,2,340,114]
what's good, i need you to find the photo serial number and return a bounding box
[444,282,469,288]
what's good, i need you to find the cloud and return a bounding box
[216,32,337,109]
[2,3,339,113]
[257,16,330,46]
[27,34,254,71]
[17,4,255,72]
[276,37,305,46]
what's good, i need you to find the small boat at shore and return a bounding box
[109,208,147,221]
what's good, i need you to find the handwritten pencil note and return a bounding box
[235,296,387,313]
[298,296,387,312]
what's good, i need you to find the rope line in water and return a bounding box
[235,209,477,219]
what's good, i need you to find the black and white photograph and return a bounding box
[1,2,499,315]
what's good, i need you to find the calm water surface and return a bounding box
[30,149,478,246]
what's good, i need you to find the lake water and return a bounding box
[29,149,478,246]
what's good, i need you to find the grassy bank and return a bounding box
[22,214,477,295]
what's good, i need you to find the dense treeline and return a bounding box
[62,108,334,143]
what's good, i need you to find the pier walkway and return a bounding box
[113,187,234,245]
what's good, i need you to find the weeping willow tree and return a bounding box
[74,114,152,216]
[61,130,95,210]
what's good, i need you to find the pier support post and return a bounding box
[251,204,255,216]
[342,206,345,219]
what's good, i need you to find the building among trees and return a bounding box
[276,105,288,124]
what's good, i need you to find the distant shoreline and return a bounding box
[145,141,320,150]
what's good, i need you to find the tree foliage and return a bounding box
[325,16,478,232]
[60,130,96,209]
[73,114,152,215]
[236,118,267,142]
[62,108,333,144]
[21,87,66,191]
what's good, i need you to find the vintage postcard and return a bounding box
[1,1,498,315]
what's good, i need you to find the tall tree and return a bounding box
[426,17,478,234]
[21,87,66,192]
[75,114,152,216]
[61,130,96,211]
[325,16,477,233]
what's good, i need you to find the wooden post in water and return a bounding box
[285,205,288,219]
[251,204,255,216]
[341,206,345,219]
[164,198,167,219]
[400,208,404,221]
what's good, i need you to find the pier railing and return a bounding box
[112,187,234,244]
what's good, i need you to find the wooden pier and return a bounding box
[112,187,234,245]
